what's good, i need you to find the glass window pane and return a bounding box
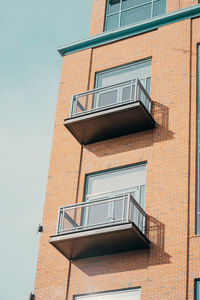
[96,60,152,88]
[139,185,146,208]
[122,0,151,10]
[98,89,118,107]
[87,164,146,196]
[75,288,141,299]
[86,202,109,226]
[107,0,120,14]
[146,77,151,94]
[106,13,119,31]
[113,198,128,221]
[121,4,151,27]
[122,86,131,101]
[153,0,166,17]
[197,281,200,300]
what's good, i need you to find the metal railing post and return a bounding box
[130,79,134,102]
[134,78,139,102]
[75,95,78,115]
[126,194,130,222]
[70,95,75,117]
[56,209,62,234]
[122,195,125,222]
[61,209,65,233]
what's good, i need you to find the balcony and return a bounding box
[64,79,155,144]
[50,192,149,260]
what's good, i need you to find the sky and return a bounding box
[0,1,92,299]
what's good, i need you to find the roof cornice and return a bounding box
[58,4,200,56]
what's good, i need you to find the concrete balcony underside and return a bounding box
[50,222,149,260]
[64,101,156,145]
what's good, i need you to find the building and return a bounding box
[33,0,200,299]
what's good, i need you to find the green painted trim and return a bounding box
[58,4,200,56]
[196,280,200,300]
[197,44,200,235]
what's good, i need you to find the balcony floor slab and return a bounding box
[50,222,149,260]
[64,101,155,145]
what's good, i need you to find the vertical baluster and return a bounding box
[130,79,133,102]
[126,194,130,222]
[75,95,78,115]
[61,209,65,233]
[144,213,146,234]
[145,88,148,110]
[70,95,75,117]
[122,195,125,222]
[149,100,152,113]
[134,79,138,102]
[57,209,62,234]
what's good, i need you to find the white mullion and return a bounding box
[151,0,154,17]
[118,0,123,28]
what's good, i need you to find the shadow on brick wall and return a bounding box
[85,101,174,157]
[73,214,171,276]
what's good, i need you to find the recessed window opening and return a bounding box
[196,280,200,300]
[84,164,147,232]
[105,0,167,31]
[95,59,152,109]
[74,288,141,300]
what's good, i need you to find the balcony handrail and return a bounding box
[57,191,146,235]
[73,79,136,98]
[137,79,151,103]
[70,78,153,117]
[59,193,130,211]
[129,194,146,217]
[58,185,142,210]
[137,79,152,111]
[85,184,141,199]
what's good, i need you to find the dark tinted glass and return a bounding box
[122,0,150,10]
[146,77,151,94]
[87,202,109,225]
[122,86,131,101]
[121,3,151,26]
[106,13,119,30]
[153,0,166,17]
[108,0,120,14]
[98,89,118,107]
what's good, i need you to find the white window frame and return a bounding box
[74,288,141,300]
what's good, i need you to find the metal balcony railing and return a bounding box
[70,79,152,117]
[57,192,146,235]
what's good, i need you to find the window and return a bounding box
[84,164,147,230]
[95,59,152,108]
[74,288,141,300]
[105,0,167,31]
[196,280,200,300]
[197,44,200,234]
[86,164,146,207]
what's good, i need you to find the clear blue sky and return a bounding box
[0,1,92,299]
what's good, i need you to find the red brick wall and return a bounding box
[34,16,200,299]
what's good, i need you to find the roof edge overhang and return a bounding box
[58,4,200,57]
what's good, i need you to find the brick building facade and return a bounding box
[34,1,200,299]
